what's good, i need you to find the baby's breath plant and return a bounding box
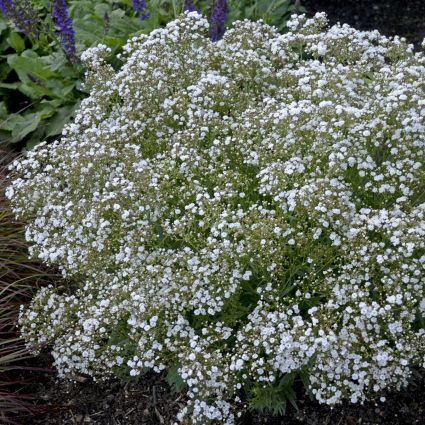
[6,11,425,424]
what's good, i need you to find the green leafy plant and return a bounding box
[248,373,298,416]
[166,362,187,393]
[247,368,312,415]
[228,0,303,32]
[0,0,148,150]
[0,0,300,150]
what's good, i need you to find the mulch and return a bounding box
[17,1,425,424]
[302,0,425,48]
[27,358,425,425]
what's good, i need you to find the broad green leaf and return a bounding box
[158,7,171,16]
[0,112,41,143]
[38,104,57,119]
[0,61,11,80]
[7,53,59,82]
[74,20,105,45]
[69,0,96,19]
[45,79,76,98]
[75,79,90,93]
[94,3,111,18]
[48,53,69,72]
[18,82,55,99]
[26,125,46,150]
[0,36,9,52]
[46,51,81,78]
[0,101,8,120]
[40,98,64,108]
[7,32,25,53]
[0,18,8,35]
[109,15,144,36]
[0,82,21,90]
[109,8,126,19]
[165,363,187,393]
[45,103,79,137]
[0,129,11,144]
[102,36,125,48]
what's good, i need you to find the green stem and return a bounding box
[171,0,178,19]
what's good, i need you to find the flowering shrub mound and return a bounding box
[6,11,425,424]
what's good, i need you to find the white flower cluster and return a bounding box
[7,11,425,424]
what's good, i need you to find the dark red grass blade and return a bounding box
[0,149,62,424]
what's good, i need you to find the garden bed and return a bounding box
[29,359,425,424]
[4,1,425,424]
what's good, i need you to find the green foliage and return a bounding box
[228,0,304,32]
[166,363,187,393]
[0,0,150,150]
[247,369,311,415]
[248,373,299,416]
[0,12,84,149]
[0,0,299,150]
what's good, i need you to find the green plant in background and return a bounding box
[228,0,303,32]
[0,0,148,150]
[0,0,300,151]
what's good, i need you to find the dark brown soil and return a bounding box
[27,360,425,425]
[302,0,425,47]
[30,370,185,425]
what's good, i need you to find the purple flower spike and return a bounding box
[52,0,77,63]
[211,0,229,41]
[0,0,40,39]
[0,0,9,13]
[132,0,150,20]
[184,0,199,13]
